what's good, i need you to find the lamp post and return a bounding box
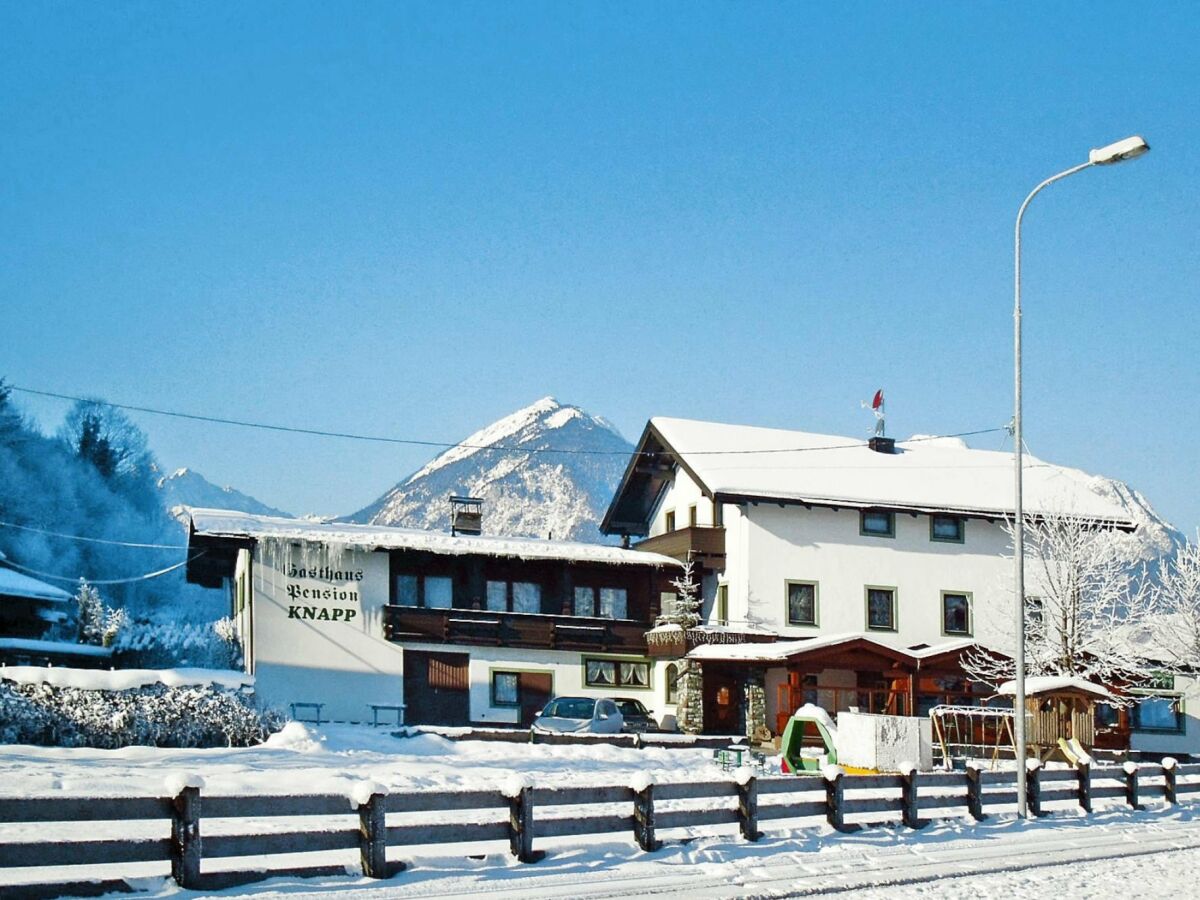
[1012,135,1149,817]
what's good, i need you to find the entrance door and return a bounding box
[518,672,553,726]
[703,668,743,734]
[404,650,470,726]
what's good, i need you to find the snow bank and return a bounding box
[264,721,324,752]
[0,665,253,692]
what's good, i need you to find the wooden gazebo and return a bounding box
[999,675,1112,762]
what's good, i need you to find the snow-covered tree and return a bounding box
[964,513,1173,703]
[1155,535,1200,668]
[659,555,701,628]
[75,579,127,647]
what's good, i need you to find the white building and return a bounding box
[602,417,1193,754]
[185,508,681,727]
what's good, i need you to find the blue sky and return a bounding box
[3,3,1198,533]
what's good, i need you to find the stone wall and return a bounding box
[676,660,705,734]
[745,673,767,742]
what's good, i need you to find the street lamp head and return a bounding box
[1089,135,1150,165]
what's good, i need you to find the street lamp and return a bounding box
[1012,135,1149,817]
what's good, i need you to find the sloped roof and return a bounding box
[0,566,72,604]
[188,508,680,568]
[604,417,1138,533]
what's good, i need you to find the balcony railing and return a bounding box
[383,605,650,654]
[633,526,725,569]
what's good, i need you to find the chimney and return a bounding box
[868,436,896,454]
[449,495,483,536]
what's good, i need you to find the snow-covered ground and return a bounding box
[2,725,1198,898]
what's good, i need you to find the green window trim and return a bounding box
[1129,691,1186,734]
[860,510,895,538]
[582,655,653,691]
[940,590,973,637]
[488,667,555,709]
[930,514,966,544]
[785,580,820,627]
[864,585,898,632]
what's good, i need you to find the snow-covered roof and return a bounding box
[686,633,978,664]
[0,566,72,603]
[0,638,113,658]
[189,508,681,568]
[0,664,250,690]
[997,676,1113,699]
[649,417,1138,526]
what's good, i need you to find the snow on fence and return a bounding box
[2,762,1199,896]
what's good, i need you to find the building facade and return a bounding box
[185,509,681,726]
[603,417,1194,753]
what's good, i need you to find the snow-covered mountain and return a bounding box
[157,468,290,519]
[345,398,633,542]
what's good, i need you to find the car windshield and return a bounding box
[616,700,648,717]
[542,698,596,719]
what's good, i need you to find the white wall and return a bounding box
[249,543,404,723]
[740,504,1012,651]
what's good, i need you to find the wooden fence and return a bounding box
[2,761,1198,898]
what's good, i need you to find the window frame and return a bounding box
[785,580,820,627]
[582,655,653,691]
[664,510,676,532]
[665,663,679,704]
[864,584,898,632]
[940,590,972,636]
[860,509,895,538]
[715,583,729,626]
[490,670,521,708]
[930,514,965,544]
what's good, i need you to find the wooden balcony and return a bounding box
[634,526,725,570]
[383,606,651,654]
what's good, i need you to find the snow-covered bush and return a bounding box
[115,618,242,669]
[0,679,281,749]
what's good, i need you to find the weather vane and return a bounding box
[862,389,885,437]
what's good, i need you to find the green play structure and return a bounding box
[779,705,838,774]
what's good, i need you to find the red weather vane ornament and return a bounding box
[862,389,885,437]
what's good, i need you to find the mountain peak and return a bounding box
[345,398,634,541]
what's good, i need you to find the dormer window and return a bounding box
[931,514,965,543]
[860,510,895,538]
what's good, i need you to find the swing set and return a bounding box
[929,704,1016,769]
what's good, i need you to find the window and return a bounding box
[491,671,520,707]
[394,573,453,608]
[942,591,971,635]
[713,500,723,527]
[513,582,541,614]
[664,510,676,532]
[585,657,651,689]
[688,505,698,527]
[575,586,596,616]
[598,587,627,619]
[860,510,895,537]
[486,580,507,612]
[1027,595,1044,629]
[660,591,678,619]
[716,584,729,625]
[1131,695,1185,733]
[425,576,453,609]
[396,574,419,606]
[866,586,897,631]
[665,663,679,704]
[931,515,965,543]
[786,581,818,626]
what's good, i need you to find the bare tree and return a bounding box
[964,512,1172,702]
[58,399,153,482]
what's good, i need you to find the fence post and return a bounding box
[965,766,985,821]
[358,791,392,878]
[633,784,659,852]
[508,786,536,863]
[170,785,201,889]
[901,768,921,830]
[1163,758,1178,805]
[1025,761,1042,818]
[825,768,850,832]
[1124,762,1141,810]
[1077,761,1092,814]
[737,774,761,841]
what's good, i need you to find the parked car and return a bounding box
[531,697,624,734]
[615,698,660,733]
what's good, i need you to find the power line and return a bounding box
[3,555,195,586]
[9,384,1007,457]
[0,520,187,549]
